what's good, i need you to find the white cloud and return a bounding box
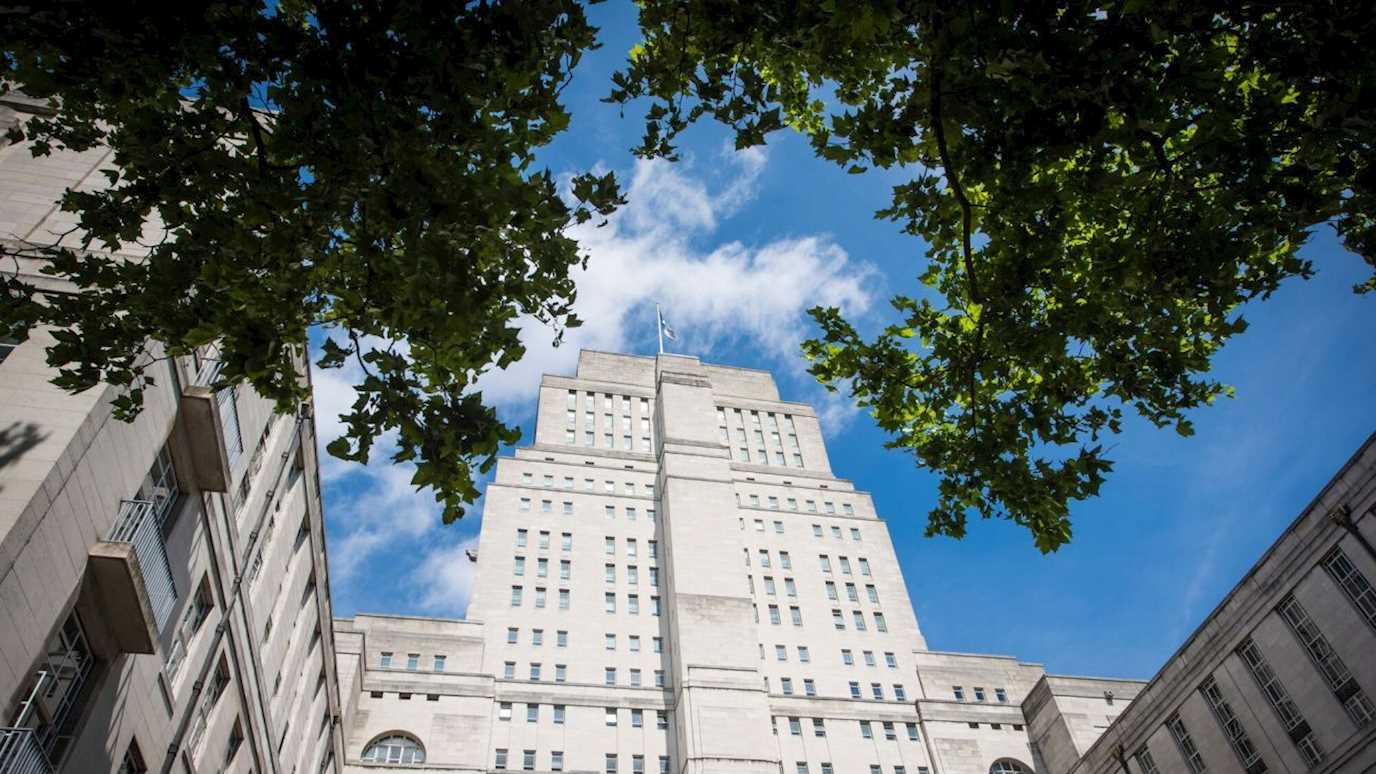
[409,535,482,617]
[478,145,878,426]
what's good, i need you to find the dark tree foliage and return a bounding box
[610,0,1376,550]
[2,0,621,522]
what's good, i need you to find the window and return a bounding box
[826,581,838,600]
[504,662,515,679]
[1133,750,1159,774]
[657,710,669,729]
[860,721,873,739]
[632,709,644,727]
[1165,714,1207,774]
[496,749,509,770]
[849,681,862,698]
[799,646,810,662]
[841,649,854,666]
[605,592,616,613]
[557,630,568,647]
[819,555,832,573]
[562,532,573,551]
[628,594,640,614]
[363,734,425,764]
[551,751,565,772]
[953,686,965,701]
[530,663,542,681]
[511,586,523,607]
[832,609,845,630]
[906,723,919,741]
[527,704,539,722]
[406,653,419,671]
[779,551,791,569]
[1200,676,1265,772]
[804,679,816,696]
[894,684,907,701]
[520,497,531,511]
[788,717,802,736]
[974,687,986,702]
[853,611,867,630]
[434,655,446,672]
[885,652,897,668]
[630,669,642,687]
[1323,546,1376,629]
[605,708,618,726]
[990,763,1030,774]
[882,721,896,740]
[1236,638,1323,766]
[769,605,781,625]
[559,588,570,609]
[517,528,528,547]
[380,652,393,668]
[995,687,1008,703]
[813,718,826,737]
[1277,594,1375,727]
[871,683,884,700]
[606,667,617,685]
[606,755,618,774]
[781,678,794,695]
[777,644,788,662]
[874,612,887,632]
[555,664,567,682]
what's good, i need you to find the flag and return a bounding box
[661,316,678,342]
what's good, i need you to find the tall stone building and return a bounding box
[1,93,344,774]
[330,351,1376,774]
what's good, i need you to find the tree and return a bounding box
[610,0,1376,550]
[1,0,620,522]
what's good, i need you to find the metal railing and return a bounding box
[109,499,178,632]
[0,727,51,774]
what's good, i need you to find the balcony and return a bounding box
[0,727,50,774]
[86,499,178,654]
[177,345,238,492]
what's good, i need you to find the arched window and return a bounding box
[363,733,425,764]
[990,761,1031,774]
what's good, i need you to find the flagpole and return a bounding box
[656,303,664,354]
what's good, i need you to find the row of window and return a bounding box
[777,717,921,742]
[499,750,671,774]
[509,586,574,609]
[522,473,656,497]
[498,704,670,729]
[952,686,1010,704]
[1140,549,1376,774]
[495,749,670,774]
[795,765,927,774]
[519,498,659,522]
[739,495,852,516]
[763,676,908,700]
[569,410,653,434]
[604,563,661,586]
[514,556,574,580]
[745,548,874,577]
[515,528,573,551]
[603,632,665,652]
[377,652,447,672]
[500,662,668,687]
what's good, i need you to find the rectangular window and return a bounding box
[1323,546,1376,629]
[380,651,393,668]
[1166,713,1208,774]
[507,628,519,644]
[1277,593,1375,727]
[433,655,446,672]
[860,720,873,739]
[1200,675,1265,772]
[552,751,565,772]
[554,705,566,724]
[1236,638,1323,766]
[1134,750,1159,774]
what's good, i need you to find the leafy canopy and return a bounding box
[2,0,621,522]
[610,0,1376,550]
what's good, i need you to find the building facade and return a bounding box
[1,94,345,774]
[330,352,1376,774]
[1060,436,1376,774]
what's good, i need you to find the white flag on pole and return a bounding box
[660,315,678,342]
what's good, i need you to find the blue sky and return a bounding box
[315,1,1376,682]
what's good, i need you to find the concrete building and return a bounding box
[1,95,345,774]
[1057,436,1376,774]
[329,352,1376,774]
